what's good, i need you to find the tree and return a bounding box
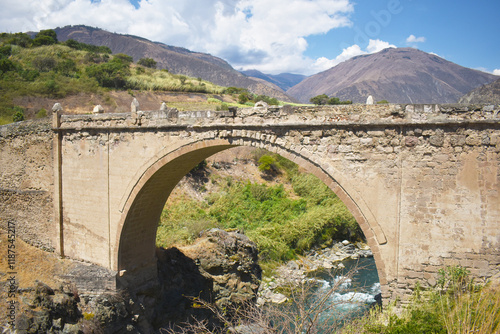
[33,29,58,46]
[310,94,329,105]
[238,93,249,104]
[328,97,340,105]
[137,57,157,69]
[4,33,32,47]
[86,60,130,89]
[310,94,351,105]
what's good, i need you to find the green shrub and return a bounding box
[258,155,279,173]
[44,79,59,96]
[36,108,47,118]
[0,58,15,73]
[113,53,133,64]
[32,56,57,72]
[310,94,351,105]
[2,33,32,47]
[0,45,12,57]
[86,60,129,88]
[216,102,229,111]
[207,97,221,104]
[64,39,111,54]
[12,107,24,122]
[55,59,77,76]
[35,29,58,43]
[137,57,157,69]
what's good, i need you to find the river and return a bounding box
[311,257,381,326]
[265,256,381,333]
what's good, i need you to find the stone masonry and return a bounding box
[1,102,499,303]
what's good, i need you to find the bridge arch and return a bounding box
[114,137,388,292]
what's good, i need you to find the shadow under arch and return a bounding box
[114,138,388,291]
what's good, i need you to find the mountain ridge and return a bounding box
[287,47,499,104]
[459,78,500,104]
[52,25,293,101]
[240,69,306,91]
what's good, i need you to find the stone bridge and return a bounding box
[1,101,499,302]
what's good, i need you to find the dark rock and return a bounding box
[93,293,130,332]
[36,281,54,296]
[51,293,80,323]
[154,229,262,330]
[429,130,444,147]
[15,313,31,331]
[31,310,52,333]
[62,323,81,334]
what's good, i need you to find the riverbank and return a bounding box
[258,240,374,306]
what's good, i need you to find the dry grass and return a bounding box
[441,286,500,334]
[0,230,74,324]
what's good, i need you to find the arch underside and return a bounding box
[116,138,387,288]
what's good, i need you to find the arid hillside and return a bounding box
[287,47,499,103]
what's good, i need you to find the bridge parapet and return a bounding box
[53,102,500,131]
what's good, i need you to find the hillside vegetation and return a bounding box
[0,30,284,125]
[156,148,362,272]
[53,25,294,102]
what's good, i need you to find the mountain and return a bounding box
[287,47,499,104]
[240,70,306,91]
[459,78,500,104]
[52,25,292,101]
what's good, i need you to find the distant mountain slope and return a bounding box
[287,47,498,104]
[240,69,306,91]
[459,78,500,104]
[53,25,292,101]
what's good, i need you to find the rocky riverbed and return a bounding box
[2,231,374,333]
[257,240,373,306]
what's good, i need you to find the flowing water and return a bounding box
[271,256,380,332]
[314,257,380,317]
[307,257,381,330]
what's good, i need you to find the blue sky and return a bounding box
[1,0,499,76]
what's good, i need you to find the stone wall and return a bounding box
[0,120,55,250]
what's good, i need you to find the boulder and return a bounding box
[155,229,262,328]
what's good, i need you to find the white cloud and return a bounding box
[0,0,355,75]
[493,69,500,76]
[310,39,395,73]
[366,39,396,53]
[406,34,426,44]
